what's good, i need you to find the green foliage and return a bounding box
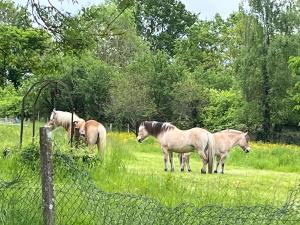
[170,74,209,128]
[135,0,197,56]
[0,82,21,117]
[203,89,243,131]
[0,0,31,28]
[0,25,51,87]
[106,67,157,125]
[175,15,228,72]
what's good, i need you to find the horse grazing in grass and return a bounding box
[181,129,250,174]
[74,120,106,157]
[137,121,215,174]
[47,109,85,139]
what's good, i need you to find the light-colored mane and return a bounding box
[49,110,84,131]
[217,129,243,134]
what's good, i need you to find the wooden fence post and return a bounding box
[40,127,55,225]
[110,123,112,132]
[127,123,130,133]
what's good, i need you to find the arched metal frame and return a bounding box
[20,80,75,148]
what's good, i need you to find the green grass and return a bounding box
[0,124,300,210]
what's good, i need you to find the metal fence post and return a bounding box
[74,127,80,148]
[40,127,55,225]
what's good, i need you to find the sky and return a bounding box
[14,0,243,20]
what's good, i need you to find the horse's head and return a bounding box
[46,109,57,130]
[137,122,149,143]
[74,120,86,138]
[238,132,251,153]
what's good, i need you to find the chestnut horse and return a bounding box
[74,120,106,157]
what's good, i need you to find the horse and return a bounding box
[47,109,85,139]
[180,129,250,174]
[137,121,215,174]
[74,120,106,157]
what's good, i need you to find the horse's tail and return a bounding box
[97,124,107,158]
[207,132,215,174]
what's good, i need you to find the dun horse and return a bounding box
[181,129,250,174]
[74,120,106,157]
[137,121,214,174]
[47,109,84,139]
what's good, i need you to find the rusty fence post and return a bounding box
[40,127,55,225]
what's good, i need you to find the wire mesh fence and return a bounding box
[0,135,300,224]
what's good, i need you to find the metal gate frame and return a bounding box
[20,80,75,147]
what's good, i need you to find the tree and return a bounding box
[0,25,50,87]
[135,0,197,56]
[235,0,300,140]
[174,15,228,72]
[170,74,209,128]
[106,71,157,128]
[203,89,243,132]
[0,0,31,28]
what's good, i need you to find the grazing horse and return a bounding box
[137,121,215,174]
[181,129,250,174]
[47,109,85,139]
[74,120,106,157]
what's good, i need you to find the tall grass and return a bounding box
[0,125,299,209]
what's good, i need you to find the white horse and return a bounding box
[181,129,250,174]
[137,121,215,174]
[74,120,107,157]
[47,109,85,139]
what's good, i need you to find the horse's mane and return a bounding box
[51,110,84,130]
[217,129,250,140]
[142,121,175,137]
[218,129,243,134]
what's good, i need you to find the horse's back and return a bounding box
[162,127,210,152]
[85,120,106,145]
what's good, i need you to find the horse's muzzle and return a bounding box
[245,149,250,153]
[137,138,143,143]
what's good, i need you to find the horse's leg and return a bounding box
[161,147,169,172]
[197,150,207,174]
[186,154,192,172]
[214,155,221,173]
[169,151,175,172]
[179,154,184,172]
[220,154,227,174]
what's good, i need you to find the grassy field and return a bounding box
[0,123,300,209]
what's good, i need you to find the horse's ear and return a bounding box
[244,131,248,136]
[52,108,57,114]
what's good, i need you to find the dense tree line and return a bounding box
[0,0,299,142]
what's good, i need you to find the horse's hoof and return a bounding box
[180,168,184,172]
[214,170,218,173]
[221,171,224,174]
[201,169,206,174]
[187,169,192,172]
[164,168,168,172]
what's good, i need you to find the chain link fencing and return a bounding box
[0,134,300,225]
